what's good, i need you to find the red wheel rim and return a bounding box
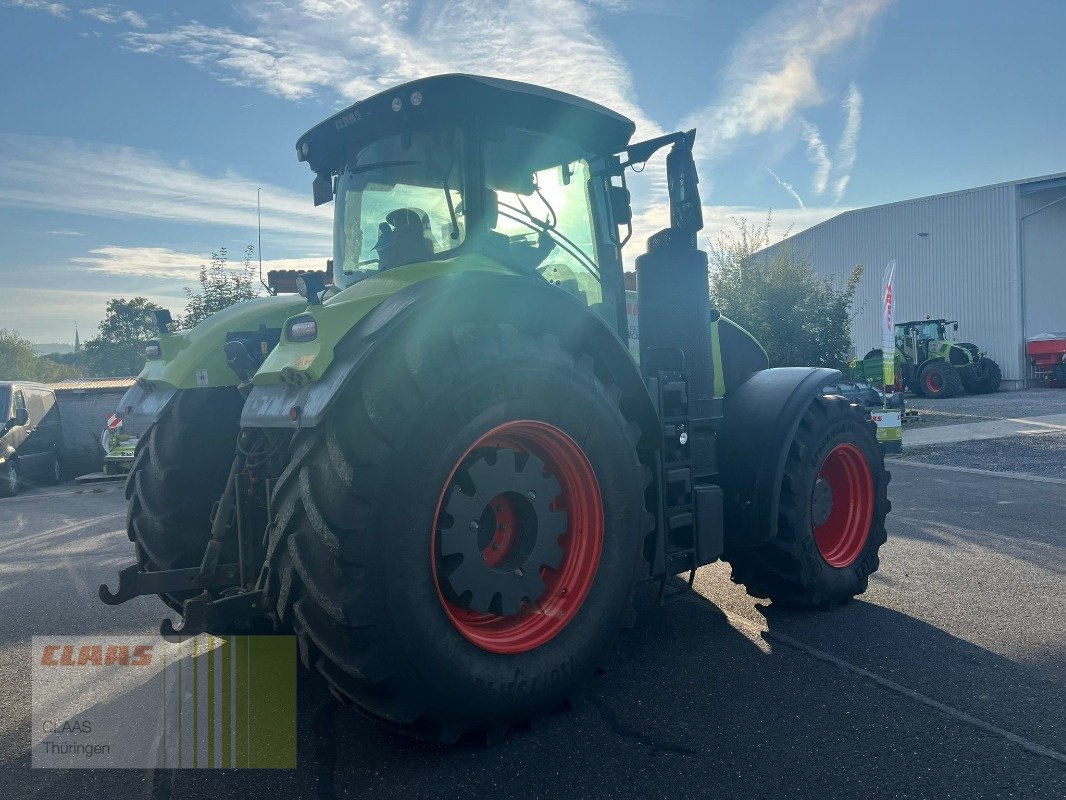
[813,443,874,568]
[431,420,603,654]
[925,371,943,393]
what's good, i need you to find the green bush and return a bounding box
[709,215,861,372]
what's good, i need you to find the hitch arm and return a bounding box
[99,562,241,606]
[160,590,266,639]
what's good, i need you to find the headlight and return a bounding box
[145,341,162,360]
[286,316,318,343]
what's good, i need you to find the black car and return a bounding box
[0,381,64,496]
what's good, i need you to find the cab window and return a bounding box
[483,131,601,306]
[333,128,465,288]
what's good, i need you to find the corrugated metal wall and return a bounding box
[1018,187,1066,339]
[756,183,1026,385]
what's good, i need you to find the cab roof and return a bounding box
[296,74,636,176]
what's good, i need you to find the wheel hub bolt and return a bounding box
[513,568,524,579]
[527,491,536,500]
[469,521,479,532]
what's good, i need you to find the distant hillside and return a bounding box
[34,342,74,355]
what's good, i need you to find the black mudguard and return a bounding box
[115,383,177,435]
[717,366,841,549]
[241,272,660,445]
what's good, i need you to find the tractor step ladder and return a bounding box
[653,370,700,602]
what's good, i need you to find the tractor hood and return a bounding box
[254,253,515,387]
[139,294,307,390]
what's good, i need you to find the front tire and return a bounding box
[263,324,650,742]
[125,387,244,610]
[725,395,890,608]
[0,461,19,497]
[962,357,1001,394]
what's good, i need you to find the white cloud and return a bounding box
[122,1,659,138]
[833,81,863,202]
[79,5,147,28]
[49,228,84,236]
[70,245,330,280]
[80,6,116,23]
[682,0,890,166]
[6,0,68,17]
[120,0,668,232]
[800,119,831,195]
[765,167,805,209]
[120,9,145,28]
[0,133,331,244]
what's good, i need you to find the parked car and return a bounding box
[0,381,64,496]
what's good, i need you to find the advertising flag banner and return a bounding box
[882,260,897,390]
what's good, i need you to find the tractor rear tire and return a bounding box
[126,387,244,611]
[918,361,963,399]
[263,324,650,743]
[962,357,1002,394]
[725,395,890,608]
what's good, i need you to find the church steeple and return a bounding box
[74,324,80,353]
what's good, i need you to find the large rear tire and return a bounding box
[125,387,244,611]
[918,360,963,399]
[263,324,650,742]
[725,395,890,608]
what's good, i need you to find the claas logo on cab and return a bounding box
[39,643,153,667]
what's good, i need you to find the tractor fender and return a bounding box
[241,272,660,444]
[114,383,178,435]
[717,366,841,550]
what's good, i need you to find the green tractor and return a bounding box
[853,318,1001,399]
[100,75,889,743]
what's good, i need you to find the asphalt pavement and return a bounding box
[0,465,1064,799]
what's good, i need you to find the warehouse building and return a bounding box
[755,172,1066,389]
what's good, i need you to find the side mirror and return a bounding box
[665,133,703,235]
[953,322,959,332]
[312,172,333,207]
[14,408,28,427]
[609,185,632,226]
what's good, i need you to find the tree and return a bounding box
[709,214,862,371]
[0,329,82,382]
[81,297,162,377]
[182,245,260,328]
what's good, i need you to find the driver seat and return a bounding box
[374,207,438,269]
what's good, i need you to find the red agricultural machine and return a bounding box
[1027,334,1066,387]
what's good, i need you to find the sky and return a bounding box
[1,0,1064,344]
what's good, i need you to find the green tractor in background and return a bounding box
[100,74,889,743]
[853,318,1002,399]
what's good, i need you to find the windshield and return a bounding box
[0,387,9,419]
[333,128,465,288]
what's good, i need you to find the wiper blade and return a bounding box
[346,160,419,175]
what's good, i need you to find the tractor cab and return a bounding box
[895,318,958,363]
[295,74,640,331]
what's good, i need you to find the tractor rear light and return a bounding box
[145,341,162,360]
[287,316,318,343]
